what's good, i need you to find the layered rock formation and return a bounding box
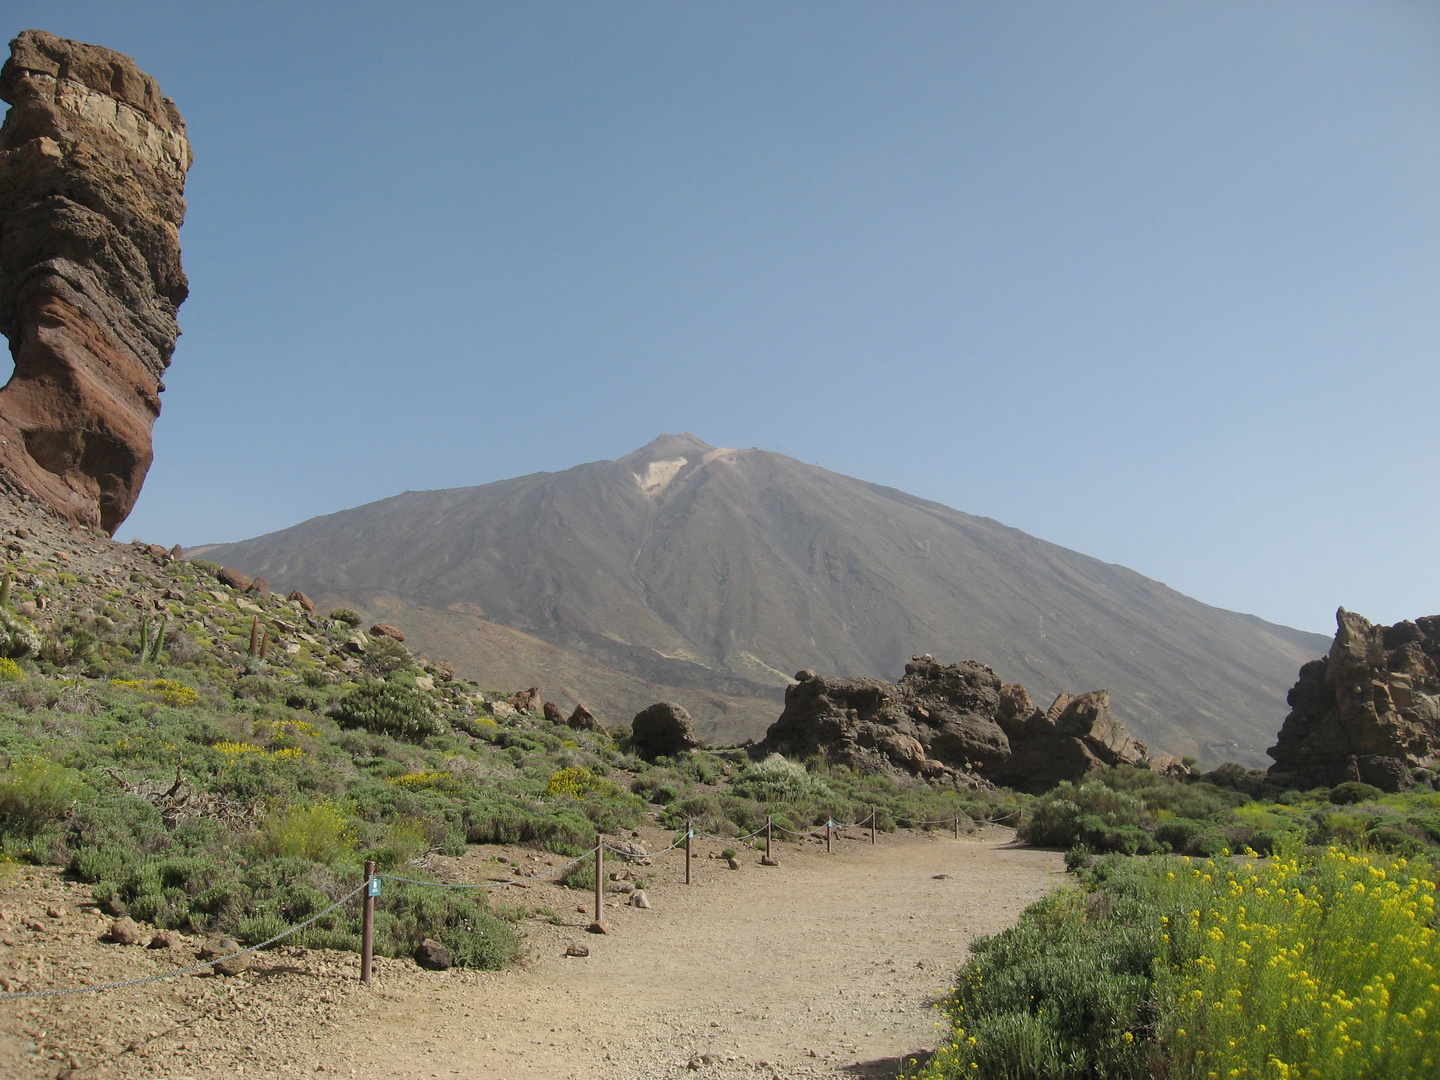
[756,656,1149,792]
[1267,609,1440,791]
[0,30,191,533]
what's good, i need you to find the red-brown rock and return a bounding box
[369,623,404,642]
[543,700,564,725]
[509,687,541,713]
[0,31,192,534]
[247,577,271,601]
[217,566,249,591]
[567,704,603,732]
[287,589,315,613]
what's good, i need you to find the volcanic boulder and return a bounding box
[630,701,700,760]
[566,704,603,733]
[758,657,1149,792]
[1267,608,1440,791]
[0,30,192,533]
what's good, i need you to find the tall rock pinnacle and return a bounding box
[0,30,192,534]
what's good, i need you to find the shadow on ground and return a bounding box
[842,1049,933,1077]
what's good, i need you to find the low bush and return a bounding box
[0,757,86,836]
[730,754,834,802]
[1329,780,1384,805]
[362,636,412,676]
[1019,781,1147,851]
[559,853,595,891]
[547,766,622,801]
[331,681,443,741]
[257,800,357,864]
[909,846,1440,1080]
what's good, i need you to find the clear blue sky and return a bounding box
[6,2,1437,635]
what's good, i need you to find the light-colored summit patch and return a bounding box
[634,457,689,499]
[701,447,740,466]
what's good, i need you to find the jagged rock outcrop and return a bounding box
[0,30,191,533]
[757,656,1149,792]
[989,686,1149,791]
[1267,608,1440,791]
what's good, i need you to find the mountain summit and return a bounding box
[198,435,1327,765]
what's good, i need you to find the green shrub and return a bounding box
[0,757,85,836]
[914,846,1440,1080]
[548,767,622,800]
[559,854,595,890]
[1152,817,1204,853]
[1329,781,1384,805]
[0,608,41,660]
[1019,781,1145,850]
[331,681,442,741]
[630,771,689,804]
[730,754,833,802]
[362,635,412,675]
[1366,823,1426,855]
[907,877,1159,1080]
[331,608,362,627]
[257,800,357,864]
[374,885,520,969]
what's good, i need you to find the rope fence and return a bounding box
[0,803,1026,999]
[0,882,368,1002]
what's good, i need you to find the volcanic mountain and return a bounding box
[197,434,1327,766]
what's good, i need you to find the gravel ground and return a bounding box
[0,829,1062,1080]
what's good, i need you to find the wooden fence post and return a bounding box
[870,809,876,845]
[685,822,692,885]
[360,859,376,986]
[765,817,772,861]
[593,834,604,928]
[826,819,832,854]
[954,815,960,840]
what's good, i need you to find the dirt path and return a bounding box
[1,829,1062,1080]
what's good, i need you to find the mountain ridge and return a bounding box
[195,434,1329,766]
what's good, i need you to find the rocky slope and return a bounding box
[199,434,1328,766]
[0,30,191,534]
[1268,608,1440,791]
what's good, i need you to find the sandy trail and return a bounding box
[1,829,1061,1080]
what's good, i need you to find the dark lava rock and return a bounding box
[631,701,701,759]
[414,938,452,971]
[759,657,1148,793]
